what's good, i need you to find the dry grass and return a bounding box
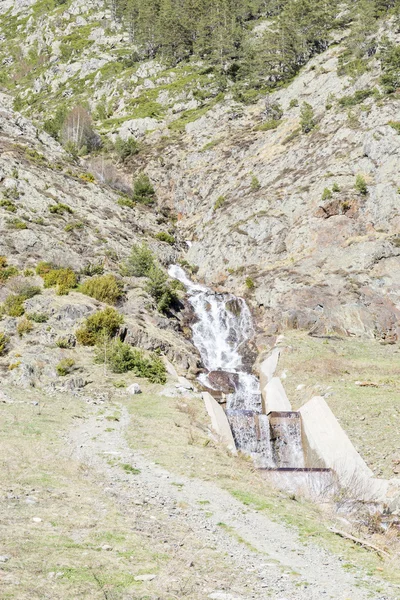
[121,387,400,588]
[279,332,400,479]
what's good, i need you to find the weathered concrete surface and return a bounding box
[202,392,236,452]
[259,348,281,392]
[299,397,373,485]
[262,377,292,414]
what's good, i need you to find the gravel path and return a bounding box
[66,402,398,600]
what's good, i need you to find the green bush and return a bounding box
[81,262,104,277]
[76,307,124,346]
[0,258,18,282]
[2,285,41,317]
[250,176,261,191]
[338,89,373,107]
[355,174,368,195]
[42,268,77,295]
[115,136,140,162]
[132,173,156,205]
[155,232,175,245]
[124,243,155,277]
[49,203,73,215]
[214,196,225,210]
[289,98,299,108]
[56,358,75,377]
[79,274,123,305]
[332,182,340,192]
[0,199,17,213]
[389,121,400,134]
[321,188,332,201]
[28,312,48,323]
[300,102,315,133]
[6,218,27,230]
[56,337,74,349]
[96,339,166,383]
[0,332,9,355]
[245,277,255,290]
[17,317,33,337]
[145,266,178,314]
[380,42,400,94]
[3,295,25,317]
[255,119,281,132]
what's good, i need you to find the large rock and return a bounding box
[207,370,239,394]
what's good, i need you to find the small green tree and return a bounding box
[355,174,368,195]
[321,188,332,201]
[124,243,155,277]
[300,102,315,133]
[115,136,140,162]
[132,173,156,205]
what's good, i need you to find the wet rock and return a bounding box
[208,371,239,394]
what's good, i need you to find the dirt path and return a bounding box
[66,402,398,600]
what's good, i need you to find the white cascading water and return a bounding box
[168,265,277,466]
[168,265,262,413]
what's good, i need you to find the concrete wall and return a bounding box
[262,377,292,414]
[259,348,280,392]
[202,392,236,453]
[299,396,374,486]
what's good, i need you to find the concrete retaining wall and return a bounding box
[202,392,236,453]
[262,377,292,414]
[299,396,373,485]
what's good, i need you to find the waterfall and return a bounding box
[168,265,275,466]
[168,265,261,412]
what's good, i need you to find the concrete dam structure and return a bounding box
[169,266,400,509]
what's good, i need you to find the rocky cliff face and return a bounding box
[146,44,400,345]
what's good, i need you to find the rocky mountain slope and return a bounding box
[1,0,399,346]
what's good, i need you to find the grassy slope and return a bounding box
[278,332,400,479]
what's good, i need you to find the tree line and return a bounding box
[111,0,400,90]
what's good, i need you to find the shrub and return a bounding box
[389,121,400,134]
[81,262,104,277]
[36,261,53,276]
[338,89,373,108]
[56,337,74,349]
[49,203,73,215]
[0,332,9,355]
[43,105,68,141]
[17,317,33,337]
[6,218,27,230]
[3,295,25,317]
[245,277,255,290]
[42,268,77,295]
[124,243,155,277]
[28,312,48,323]
[56,358,75,376]
[300,102,315,133]
[255,119,281,132]
[0,258,18,282]
[355,174,368,195]
[321,188,332,201]
[79,274,123,305]
[289,98,299,108]
[96,339,166,383]
[214,196,225,210]
[379,41,400,94]
[145,266,178,313]
[155,232,175,245]
[0,199,17,212]
[332,182,340,192]
[115,136,140,162]
[76,307,124,346]
[250,176,261,191]
[132,173,156,205]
